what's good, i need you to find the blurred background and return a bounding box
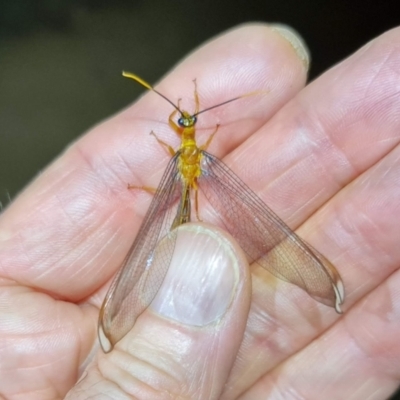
[0,1,399,397]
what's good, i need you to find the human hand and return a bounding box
[1,24,400,399]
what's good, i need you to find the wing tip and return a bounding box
[333,278,345,314]
[98,325,113,353]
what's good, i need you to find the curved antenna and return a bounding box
[193,90,265,117]
[123,71,267,120]
[122,71,182,115]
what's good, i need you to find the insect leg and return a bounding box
[127,184,156,193]
[168,99,183,135]
[200,124,220,151]
[192,79,200,114]
[149,131,176,156]
[194,185,202,222]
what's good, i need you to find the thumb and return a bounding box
[68,223,251,399]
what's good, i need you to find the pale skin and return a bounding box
[0,23,400,399]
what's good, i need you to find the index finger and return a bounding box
[0,23,308,302]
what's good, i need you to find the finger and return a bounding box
[0,23,308,302]
[0,24,307,399]
[232,133,400,400]
[67,224,251,399]
[0,285,98,397]
[241,258,400,399]
[227,26,400,227]
[220,27,400,398]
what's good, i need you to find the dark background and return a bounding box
[0,1,399,397]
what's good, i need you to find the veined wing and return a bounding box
[99,152,183,352]
[199,151,344,312]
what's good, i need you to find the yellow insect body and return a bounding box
[98,72,344,353]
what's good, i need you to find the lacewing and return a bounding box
[98,72,345,352]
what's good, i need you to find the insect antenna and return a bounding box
[123,71,266,120]
[122,71,183,115]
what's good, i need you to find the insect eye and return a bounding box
[178,116,197,127]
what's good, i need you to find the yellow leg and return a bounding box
[149,131,176,157]
[194,185,202,222]
[127,184,156,194]
[200,124,220,151]
[192,79,200,114]
[168,99,182,135]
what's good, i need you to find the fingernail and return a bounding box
[150,224,239,326]
[270,24,310,68]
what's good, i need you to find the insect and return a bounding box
[98,72,345,353]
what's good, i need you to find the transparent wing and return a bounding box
[199,151,344,312]
[99,153,183,352]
